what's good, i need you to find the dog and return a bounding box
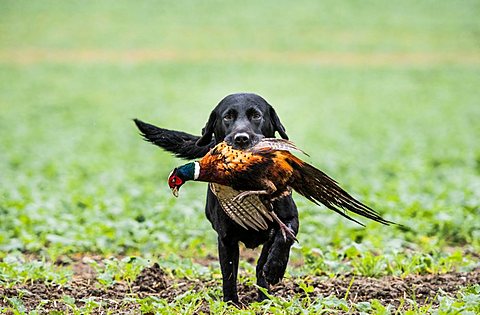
[134,93,299,303]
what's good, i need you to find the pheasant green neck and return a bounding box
[176,162,200,181]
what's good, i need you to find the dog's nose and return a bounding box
[234,133,250,146]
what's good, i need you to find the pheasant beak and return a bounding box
[171,186,179,197]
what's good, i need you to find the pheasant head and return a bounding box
[168,162,200,197]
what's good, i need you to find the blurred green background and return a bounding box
[1,0,479,276]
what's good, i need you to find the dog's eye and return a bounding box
[223,114,233,121]
[251,113,262,120]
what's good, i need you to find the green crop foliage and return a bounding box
[1,0,479,313]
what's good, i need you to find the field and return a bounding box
[1,0,480,313]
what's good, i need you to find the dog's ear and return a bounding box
[196,111,217,146]
[269,106,289,140]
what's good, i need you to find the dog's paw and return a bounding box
[256,289,269,302]
[223,295,240,306]
[263,259,286,285]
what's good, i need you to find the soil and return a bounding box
[1,259,479,313]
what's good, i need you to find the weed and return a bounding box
[1,0,479,312]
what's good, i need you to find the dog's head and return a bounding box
[196,93,288,149]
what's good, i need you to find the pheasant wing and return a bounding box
[209,183,273,231]
[250,138,309,156]
[133,119,214,159]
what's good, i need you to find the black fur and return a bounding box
[134,93,299,303]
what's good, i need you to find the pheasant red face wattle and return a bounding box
[168,171,183,197]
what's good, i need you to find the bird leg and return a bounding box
[233,180,277,203]
[270,211,298,242]
[233,190,270,203]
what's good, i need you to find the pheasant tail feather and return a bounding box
[290,159,393,226]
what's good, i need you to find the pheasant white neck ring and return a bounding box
[194,161,200,180]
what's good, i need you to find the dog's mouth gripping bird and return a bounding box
[168,138,394,240]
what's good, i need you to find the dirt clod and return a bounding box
[132,263,168,293]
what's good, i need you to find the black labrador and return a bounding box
[134,93,299,303]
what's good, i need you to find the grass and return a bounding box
[1,0,480,313]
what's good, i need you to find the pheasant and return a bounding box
[168,138,393,240]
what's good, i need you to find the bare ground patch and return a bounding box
[1,260,479,313]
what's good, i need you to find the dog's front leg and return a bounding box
[255,236,274,301]
[218,236,240,303]
[261,196,299,286]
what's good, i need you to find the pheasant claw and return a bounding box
[270,211,298,242]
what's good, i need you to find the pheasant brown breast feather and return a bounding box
[198,142,265,182]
